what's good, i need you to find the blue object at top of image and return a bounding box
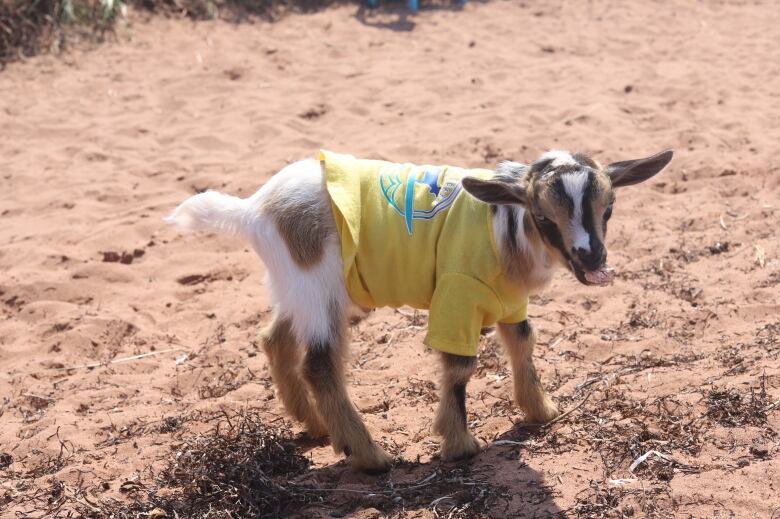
[366,0,467,13]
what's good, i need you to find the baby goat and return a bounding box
[167,148,673,473]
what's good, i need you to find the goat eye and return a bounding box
[536,214,552,224]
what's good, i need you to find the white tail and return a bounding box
[165,191,251,236]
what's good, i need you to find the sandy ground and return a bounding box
[1,0,779,517]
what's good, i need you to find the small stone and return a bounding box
[657,466,674,481]
[750,445,769,458]
[102,251,120,263]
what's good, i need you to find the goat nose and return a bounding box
[575,244,606,270]
[575,247,591,264]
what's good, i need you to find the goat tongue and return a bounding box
[585,266,613,286]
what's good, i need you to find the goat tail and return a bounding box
[165,190,253,237]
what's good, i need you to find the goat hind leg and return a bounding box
[301,319,392,473]
[261,316,327,437]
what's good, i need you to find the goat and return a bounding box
[167,148,673,473]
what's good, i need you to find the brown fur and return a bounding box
[261,183,335,269]
[261,318,327,436]
[433,353,481,460]
[497,321,559,423]
[527,167,613,265]
[300,310,392,473]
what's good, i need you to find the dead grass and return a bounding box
[62,409,314,518]
[2,408,511,518]
[544,388,705,480]
[706,377,772,428]
[507,362,777,515]
[573,481,674,519]
[0,0,123,64]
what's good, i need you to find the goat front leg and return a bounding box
[433,352,481,461]
[497,321,559,423]
[301,323,392,474]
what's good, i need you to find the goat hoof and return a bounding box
[441,433,482,462]
[524,399,560,424]
[350,443,393,474]
[304,418,329,439]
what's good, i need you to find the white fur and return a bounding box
[561,171,591,253]
[540,150,577,168]
[165,190,250,236]
[250,161,348,346]
[167,159,349,347]
[492,206,554,291]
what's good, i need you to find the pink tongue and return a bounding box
[585,267,613,286]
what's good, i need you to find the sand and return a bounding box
[1,0,779,516]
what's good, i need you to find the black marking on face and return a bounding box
[581,172,597,238]
[534,214,570,262]
[531,176,573,261]
[453,382,467,426]
[578,172,606,270]
[551,176,575,217]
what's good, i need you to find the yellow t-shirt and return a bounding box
[321,150,528,356]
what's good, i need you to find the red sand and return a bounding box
[1,1,779,516]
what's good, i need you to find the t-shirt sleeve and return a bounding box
[424,273,502,357]
[497,295,529,325]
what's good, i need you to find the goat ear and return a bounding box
[606,149,674,188]
[461,176,528,206]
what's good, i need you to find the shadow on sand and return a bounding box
[353,1,484,32]
[293,423,564,517]
[224,0,481,32]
